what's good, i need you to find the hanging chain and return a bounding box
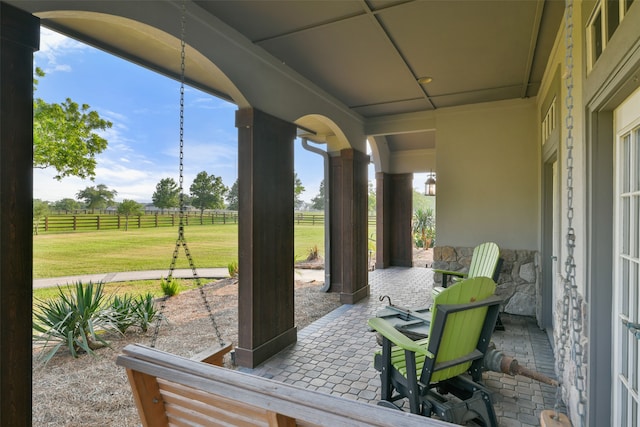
[151,0,225,348]
[555,1,587,425]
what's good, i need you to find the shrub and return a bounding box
[160,277,180,297]
[33,281,112,362]
[227,260,239,277]
[306,245,319,261]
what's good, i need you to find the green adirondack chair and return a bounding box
[434,241,501,287]
[368,276,502,426]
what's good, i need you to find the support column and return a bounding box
[376,173,413,268]
[0,3,39,425]
[330,149,369,304]
[234,108,297,368]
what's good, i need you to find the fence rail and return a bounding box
[34,212,376,233]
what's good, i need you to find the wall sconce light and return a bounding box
[424,173,436,196]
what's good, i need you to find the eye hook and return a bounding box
[379,295,392,306]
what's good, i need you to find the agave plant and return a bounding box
[33,281,112,362]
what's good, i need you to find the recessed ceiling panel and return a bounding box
[378,1,539,100]
[257,14,422,109]
[194,1,363,42]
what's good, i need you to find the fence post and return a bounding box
[117,215,121,229]
[138,215,142,228]
[97,215,101,230]
[73,215,77,231]
[155,213,159,227]
[45,216,49,232]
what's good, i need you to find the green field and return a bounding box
[34,224,325,279]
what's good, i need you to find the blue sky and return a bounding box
[33,27,326,204]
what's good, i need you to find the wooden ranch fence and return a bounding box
[34,212,376,233]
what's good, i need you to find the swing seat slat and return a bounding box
[191,342,233,366]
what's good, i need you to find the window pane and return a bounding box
[635,129,640,191]
[623,259,630,314]
[608,0,620,39]
[624,134,631,193]
[624,197,630,254]
[594,10,603,60]
[636,197,640,259]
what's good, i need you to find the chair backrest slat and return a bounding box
[467,242,500,279]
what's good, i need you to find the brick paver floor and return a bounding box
[243,267,565,426]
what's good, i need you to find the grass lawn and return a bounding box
[34,224,325,279]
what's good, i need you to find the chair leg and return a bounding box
[404,349,421,414]
[379,338,393,402]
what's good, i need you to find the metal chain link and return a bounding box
[555,1,587,425]
[151,0,225,348]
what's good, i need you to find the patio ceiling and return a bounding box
[21,0,564,157]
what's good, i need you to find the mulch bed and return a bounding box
[32,274,340,426]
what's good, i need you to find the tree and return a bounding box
[33,68,113,180]
[117,199,143,231]
[310,179,325,211]
[226,179,239,211]
[189,171,227,217]
[52,198,81,212]
[76,184,117,213]
[294,173,305,210]
[368,181,376,215]
[33,199,50,235]
[412,208,435,249]
[152,178,180,213]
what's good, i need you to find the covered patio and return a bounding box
[244,267,560,427]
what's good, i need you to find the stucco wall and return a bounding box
[435,98,539,250]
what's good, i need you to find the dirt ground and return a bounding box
[32,251,432,426]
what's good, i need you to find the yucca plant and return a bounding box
[106,293,137,334]
[132,292,159,332]
[33,281,112,362]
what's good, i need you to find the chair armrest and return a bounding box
[368,318,429,356]
[432,286,445,297]
[432,269,467,278]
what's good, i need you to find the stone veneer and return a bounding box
[432,246,539,317]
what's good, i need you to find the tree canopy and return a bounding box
[226,179,239,211]
[152,178,180,212]
[76,184,117,213]
[294,173,305,210]
[117,199,143,231]
[310,179,325,211]
[33,68,112,180]
[52,198,81,212]
[189,171,227,214]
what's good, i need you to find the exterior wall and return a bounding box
[435,98,539,250]
[536,4,589,425]
[433,246,538,317]
[536,1,640,424]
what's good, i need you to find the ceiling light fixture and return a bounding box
[417,76,433,85]
[424,172,436,196]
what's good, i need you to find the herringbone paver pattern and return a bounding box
[243,267,564,426]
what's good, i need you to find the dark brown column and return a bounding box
[234,108,297,368]
[0,3,39,425]
[376,173,413,268]
[330,149,369,304]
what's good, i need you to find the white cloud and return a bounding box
[37,28,88,74]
